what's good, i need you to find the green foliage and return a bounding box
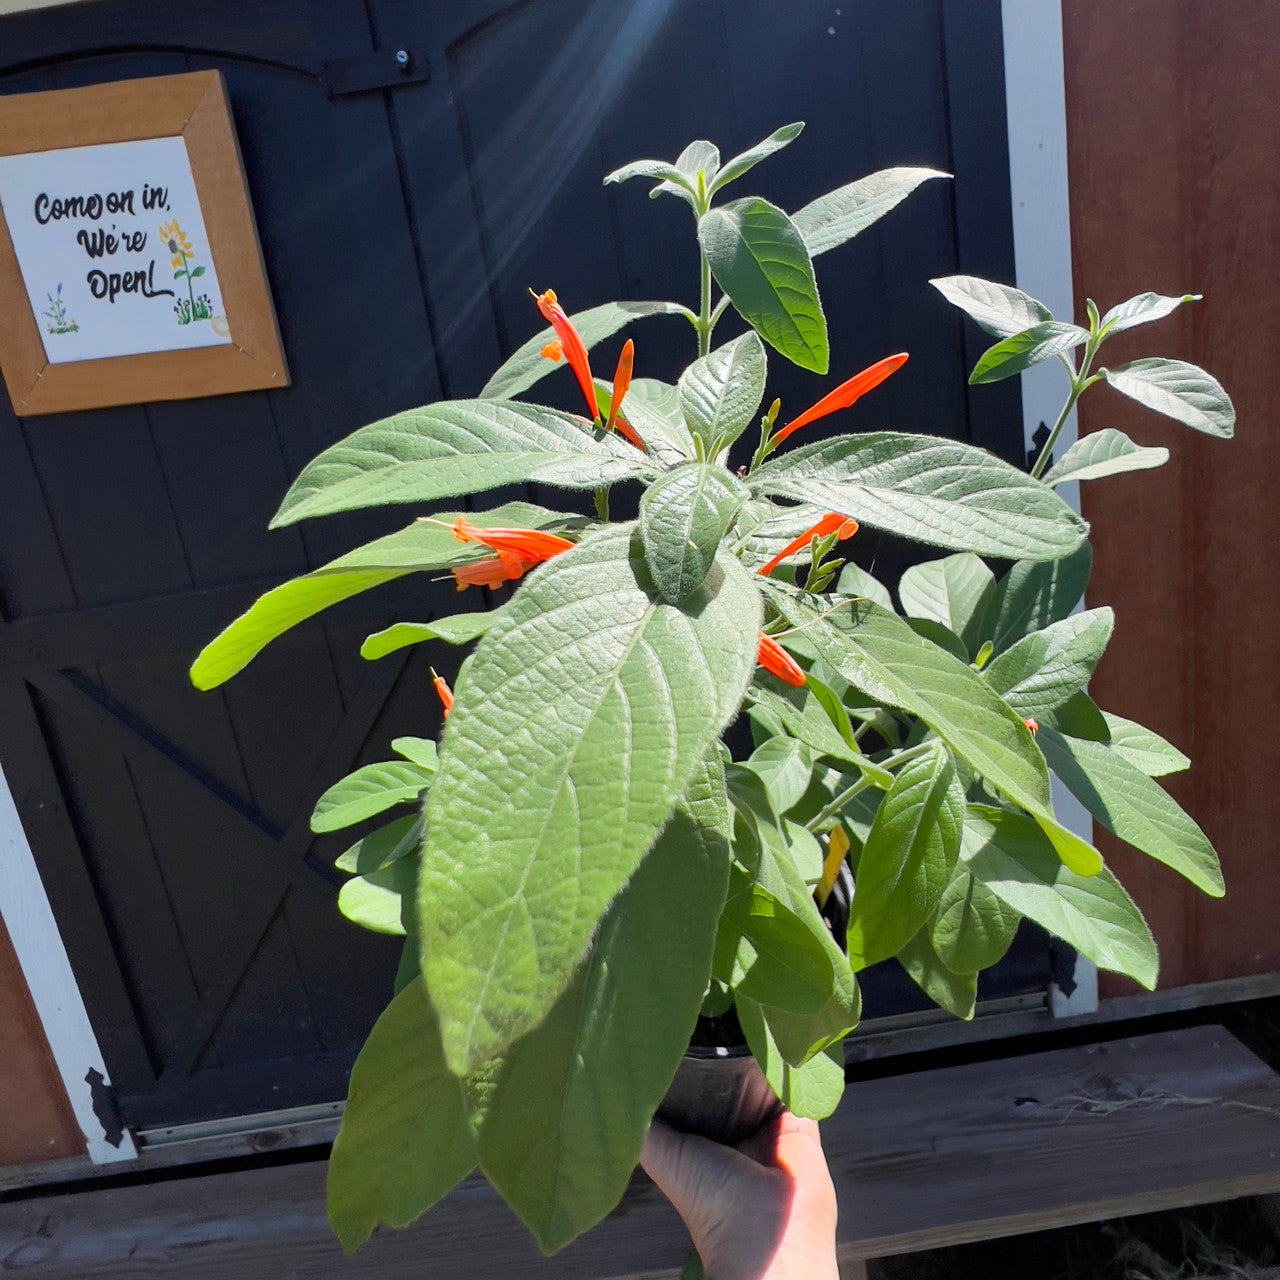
[698,197,829,372]
[193,120,1234,1259]
[418,526,759,1075]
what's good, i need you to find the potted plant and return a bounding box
[190,122,1234,1256]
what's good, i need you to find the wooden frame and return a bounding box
[0,70,287,415]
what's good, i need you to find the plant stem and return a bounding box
[594,487,610,522]
[805,776,875,832]
[697,250,712,358]
[1028,340,1099,479]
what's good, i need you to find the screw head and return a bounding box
[395,49,409,66]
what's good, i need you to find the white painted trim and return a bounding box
[1002,0,1099,1016]
[0,763,136,1163]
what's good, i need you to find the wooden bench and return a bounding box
[2,1024,1278,1278]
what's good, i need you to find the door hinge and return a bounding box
[321,48,429,98]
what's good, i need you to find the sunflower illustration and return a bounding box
[159,219,194,264]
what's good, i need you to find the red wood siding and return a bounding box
[1063,0,1280,991]
[0,912,83,1165]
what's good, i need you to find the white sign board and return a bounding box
[0,136,231,364]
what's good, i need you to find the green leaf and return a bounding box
[1101,358,1235,438]
[419,526,760,1074]
[621,378,697,457]
[836,561,895,612]
[1040,690,1110,742]
[191,502,566,688]
[765,589,1100,876]
[751,433,1088,560]
[271,401,651,528]
[708,122,804,196]
[480,301,692,401]
[982,607,1114,720]
[335,813,419,874]
[361,609,502,661]
[391,737,438,770]
[311,760,432,833]
[906,617,969,665]
[794,167,949,257]
[738,998,846,1120]
[639,462,750,603]
[846,742,965,968]
[473,755,730,1254]
[744,737,814,816]
[326,980,476,1253]
[898,553,997,655]
[929,275,1052,338]
[677,332,768,455]
[1102,711,1189,777]
[896,927,976,1019]
[338,858,418,936]
[643,139,721,205]
[747,678,890,783]
[969,321,1091,384]
[1100,291,1200,335]
[962,805,1157,989]
[991,544,1092,654]
[602,157,696,192]
[698,197,828,373]
[190,265,206,277]
[930,864,1021,974]
[1041,429,1169,486]
[753,964,860,1069]
[1037,727,1224,896]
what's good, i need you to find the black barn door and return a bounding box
[0,0,1034,1132]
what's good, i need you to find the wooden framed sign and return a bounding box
[0,71,288,416]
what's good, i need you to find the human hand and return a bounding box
[641,1110,838,1280]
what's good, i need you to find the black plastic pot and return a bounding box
[657,863,854,1146]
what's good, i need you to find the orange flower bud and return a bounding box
[758,512,859,577]
[431,668,454,717]
[773,352,908,447]
[757,633,806,687]
[532,288,598,421]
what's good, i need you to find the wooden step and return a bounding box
[1,1024,1277,1278]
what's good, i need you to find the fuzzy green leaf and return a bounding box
[1041,429,1169,486]
[930,864,1021,974]
[751,434,1088,561]
[709,122,805,196]
[1102,358,1235,438]
[962,805,1157,989]
[338,858,418,936]
[639,463,749,603]
[737,999,846,1120]
[361,609,502,660]
[473,755,730,1253]
[1038,727,1224,896]
[991,545,1092,654]
[481,302,692,401]
[190,502,567,688]
[311,761,432,833]
[896,927,976,1019]
[1102,712,1189,777]
[419,526,760,1074]
[271,401,651,527]
[1100,291,1200,335]
[677,332,768,455]
[898,553,997,656]
[929,275,1052,338]
[698,197,828,373]
[326,980,475,1253]
[983,607,1114,720]
[765,589,1101,875]
[969,321,1091,384]
[336,814,419,875]
[744,737,814,816]
[847,742,965,968]
[795,167,949,257]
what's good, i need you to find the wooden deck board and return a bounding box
[1,1026,1277,1277]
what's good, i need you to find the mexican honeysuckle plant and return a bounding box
[190,122,1234,1255]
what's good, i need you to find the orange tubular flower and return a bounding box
[757,633,806,687]
[445,517,576,592]
[772,352,909,447]
[758,512,859,577]
[431,668,455,718]
[606,339,634,433]
[533,289,598,421]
